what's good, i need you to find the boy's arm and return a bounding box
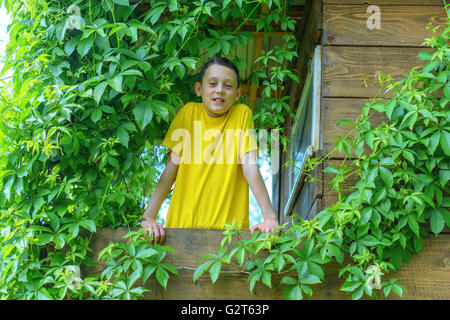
[141,151,180,244]
[241,150,280,234]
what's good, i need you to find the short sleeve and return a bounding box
[162,106,188,158]
[238,105,258,159]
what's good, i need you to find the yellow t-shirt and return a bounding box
[162,102,258,229]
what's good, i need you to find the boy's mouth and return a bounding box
[212,97,225,103]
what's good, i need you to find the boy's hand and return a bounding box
[141,217,165,244]
[250,217,280,234]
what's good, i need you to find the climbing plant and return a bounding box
[0,0,299,299]
[194,6,450,300]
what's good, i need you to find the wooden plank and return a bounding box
[322,46,432,98]
[323,0,444,5]
[288,0,322,114]
[85,227,450,300]
[322,97,387,157]
[309,234,450,300]
[323,5,446,46]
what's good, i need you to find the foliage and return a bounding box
[96,228,178,299]
[0,0,298,299]
[193,7,450,300]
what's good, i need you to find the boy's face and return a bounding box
[195,64,242,118]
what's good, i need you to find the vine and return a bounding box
[0,0,299,299]
[193,7,450,300]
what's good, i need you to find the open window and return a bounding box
[283,45,321,218]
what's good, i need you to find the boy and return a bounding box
[141,56,279,244]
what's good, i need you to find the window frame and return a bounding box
[283,45,322,217]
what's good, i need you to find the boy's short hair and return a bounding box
[198,56,241,87]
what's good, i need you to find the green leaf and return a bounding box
[340,280,361,292]
[116,127,129,148]
[168,0,178,11]
[108,75,123,92]
[209,261,221,284]
[283,285,303,300]
[407,215,420,237]
[430,208,445,235]
[93,81,108,105]
[417,51,433,61]
[280,276,297,286]
[429,132,440,155]
[379,166,394,187]
[36,233,53,246]
[90,109,102,123]
[113,0,129,6]
[336,120,356,126]
[155,266,169,289]
[64,36,78,56]
[385,100,396,120]
[391,284,404,298]
[193,260,214,282]
[142,265,157,284]
[3,176,14,201]
[261,271,272,288]
[79,219,96,232]
[440,130,450,156]
[77,37,94,57]
[161,263,179,275]
[299,274,321,285]
[133,101,153,130]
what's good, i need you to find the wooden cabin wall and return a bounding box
[86,227,450,299]
[278,0,447,223]
[320,0,447,209]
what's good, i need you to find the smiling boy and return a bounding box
[141,56,279,244]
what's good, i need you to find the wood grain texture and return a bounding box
[322,46,431,97]
[323,5,446,46]
[323,0,444,5]
[85,227,450,300]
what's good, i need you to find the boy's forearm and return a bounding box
[242,156,277,221]
[142,156,178,220]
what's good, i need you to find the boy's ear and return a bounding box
[194,82,202,96]
[235,87,243,101]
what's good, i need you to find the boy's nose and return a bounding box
[215,84,224,93]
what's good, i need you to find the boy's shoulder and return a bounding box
[178,101,201,114]
[228,103,253,116]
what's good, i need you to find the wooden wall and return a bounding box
[319,0,447,214]
[85,228,450,300]
[271,0,450,300]
[321,0,446,157]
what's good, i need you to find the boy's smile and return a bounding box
[195,64,242,118]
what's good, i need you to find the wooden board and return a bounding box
[322,46,432,97]
[85,227,450,300]
[323,5,447,47]
[323,0,444,5]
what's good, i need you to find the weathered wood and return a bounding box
[323,5,446,47]
[323,0,444,5]
[322,46,432,97]
[85,227,450,300]
[288,0,322,114]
